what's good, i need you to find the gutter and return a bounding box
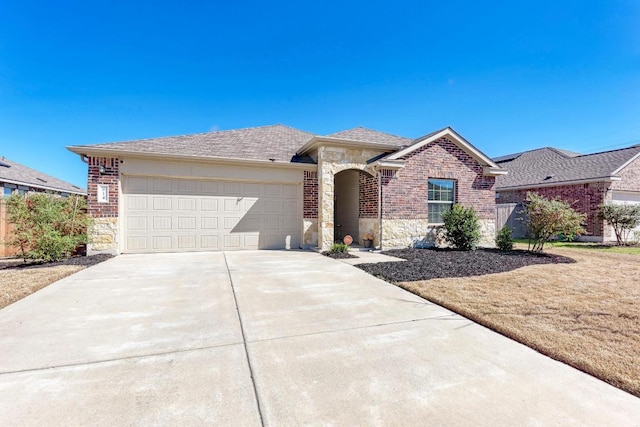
[497,176,621,192]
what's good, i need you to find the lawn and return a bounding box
[358,246,640,398]
[0,255,113,309]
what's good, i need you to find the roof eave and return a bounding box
[296,136,400,155]
[66,146,318,170]
[386,127,500,168]
[497,176,621,191]
[611,151,640,175]
[483,167,508,177]
[0,177,86,195]
[371,160,406,170]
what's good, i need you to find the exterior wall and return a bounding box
[303,219,318,248]
[303,171,319,248]
[611,155,640,192]
[317,146,387,250]
[87,157,120,255]
[358,218,379,247]
[359,172,378,218]
[380,137,496,248]
[497,182,609,239]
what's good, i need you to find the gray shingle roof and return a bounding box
[495,145,640,189]
[78,125,317,163]
[326,127,411,146]
[0,157,86,194]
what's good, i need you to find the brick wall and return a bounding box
[303,170,318,219]
[498,182,609,236]
[358,171,378,218]
[381,137,496,220]
[87,157,119,218]
[612,156,640,192]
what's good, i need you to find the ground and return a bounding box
[0,255,113,309]
[358,246,640,398]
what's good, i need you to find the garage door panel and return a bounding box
[123,177,300,253]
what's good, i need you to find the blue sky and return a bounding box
[1,0,639,188]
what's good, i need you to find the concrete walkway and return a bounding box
[0,251,638,426]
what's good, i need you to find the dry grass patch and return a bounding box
[398,247,640,397]
[0,255,113,309]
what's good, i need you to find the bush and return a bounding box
[495,225,514,251]
[441,204,481,250]
[597,203,640,245]
[6,193,90,262]
[524,192,585,252]
[329,243,350,253]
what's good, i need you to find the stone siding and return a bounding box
[498,183,608,238]
[358,218,379,247]
[88,217,119,255]
[303,218,318,248]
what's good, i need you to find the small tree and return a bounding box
[441,204,481,250]
[6,193,89,262]
[523,192,585,252]
[597,203,640,245]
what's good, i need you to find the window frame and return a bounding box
[427,178,456,224]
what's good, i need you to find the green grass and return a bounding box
[513,238,640,255]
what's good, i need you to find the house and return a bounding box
[0,156,87,257]
[66,125,506,255]
[494,144,640,241]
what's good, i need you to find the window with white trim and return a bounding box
[428,179,455,223]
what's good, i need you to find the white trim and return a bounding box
[372,160,405,170]
[385,127,502,170]
[483,166,509,176]
[497,176,621,191]
[66,147,318,171]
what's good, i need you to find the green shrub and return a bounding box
[597,203,640,246]
[524,192,585,252]
[6,193,89,262]
[441,204,481,250]
[329,243,350,253]
[495,225,514,251]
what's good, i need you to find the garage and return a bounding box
[611,191,640,238]
[122,176,301,253]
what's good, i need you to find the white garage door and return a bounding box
[611,191,640,237]
[122,176,300,253]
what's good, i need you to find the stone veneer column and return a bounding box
[318,147,335,251]
[87,157,120,255]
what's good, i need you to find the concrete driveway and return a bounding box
[0,251,638,426]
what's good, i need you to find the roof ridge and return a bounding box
[327,126,410,140]
[572,143,640,159]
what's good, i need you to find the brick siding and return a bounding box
[358,171,378,218]
[612,155,640,192]
[87,157,119,218]
[381,137,496,220]
[303,170,318,219]
[498,182,608,237]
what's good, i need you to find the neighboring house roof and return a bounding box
[325,127,411,146]
[0,157,86,195]
[495,145,640,189]
[70,124,316,163]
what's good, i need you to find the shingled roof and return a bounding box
[0,157,86,195]
[325,127,411,147]
[68,124,415,163]
[495,145,640,189]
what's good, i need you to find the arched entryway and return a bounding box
[333,169,378,245]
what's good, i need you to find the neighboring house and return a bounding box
[66,125,506,255]
[0,156,87,257]
[494,144,640,241]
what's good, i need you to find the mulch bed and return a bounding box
[0,254,114,271]
[322,251,358,259]
[356,248,575,282]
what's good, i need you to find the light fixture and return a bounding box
[98,165,106,174]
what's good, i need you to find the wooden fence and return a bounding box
[496,202,529,239]
[0,200,18,258]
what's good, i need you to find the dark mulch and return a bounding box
[322,251,358,259]
[0,254,115,271]
[356,248,575,282]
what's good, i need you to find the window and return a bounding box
[428,179,455,223]
[3,187,12,197]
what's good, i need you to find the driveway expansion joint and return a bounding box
[223,252,266,427]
